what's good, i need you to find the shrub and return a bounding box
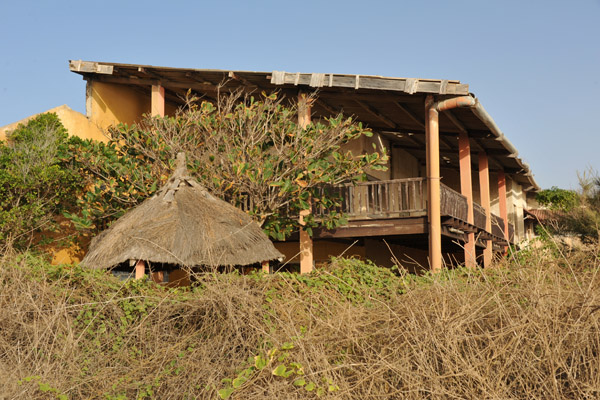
[0,113,83,248]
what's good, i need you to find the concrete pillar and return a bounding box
[151,84,165,117]
[458,132,476,268]
[497,170,509,246]
[298,93,313,274]
[478,152,492,267]
[425,96,442,273]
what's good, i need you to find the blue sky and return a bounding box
[1,0,598,190]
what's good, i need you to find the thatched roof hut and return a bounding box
[81,153,283,270]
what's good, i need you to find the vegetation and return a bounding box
[1,240,599,399]
[70,92,388,239]
[0,114,83,248]
[536,170,600,241]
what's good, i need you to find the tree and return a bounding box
[73,92,388,239]
[0,113,83,248]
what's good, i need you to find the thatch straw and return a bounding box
[81,153,283,270]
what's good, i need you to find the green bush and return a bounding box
[0,113,84,248]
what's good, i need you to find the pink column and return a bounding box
[151,84,165,117]
[459,132,476,268]
[478,152,492,267]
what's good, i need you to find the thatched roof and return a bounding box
[81,153,284,270]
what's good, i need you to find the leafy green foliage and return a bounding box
[537,172,600,241]
[0,113,84,248]
[536,186,578,212]
[70,92,388,239]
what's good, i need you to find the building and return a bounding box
[69,60,539,273]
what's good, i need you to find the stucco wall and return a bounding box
[0,105,106,142]
[88,81,151,130]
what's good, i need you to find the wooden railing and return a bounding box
[314,178,426,219]
[313,178,513,243]
[439,183,468,221]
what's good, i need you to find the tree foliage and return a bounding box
[537,170,600,241]
[72,92,388,239]
[536,186,578,212]
[0,114,83,248]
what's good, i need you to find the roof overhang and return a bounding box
[69,60,539,191]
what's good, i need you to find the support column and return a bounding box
[478,152,492,267]
[135,260,146,280]
[298,92,313,274]
[261,261,270,274]
[425,96,442,273]
[151,271,164,283]
[151,84,165,117]
[458,131,476,268]
[497,170,509,248]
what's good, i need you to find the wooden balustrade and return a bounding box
[234,177,515,244]
[314,178,427,219]
[472,202,487,231]
[439,183,468,221]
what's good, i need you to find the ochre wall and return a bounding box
[88,81,151,130]
[0,105,106,142]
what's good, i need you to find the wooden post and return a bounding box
[135,260,146,280]
[298,92,313,274]
[478,151,492,267]
[425,96,442,273]
[261,261,270,274]
[151,84,165,117]
[458,131,476,268]
[151,271,164,283]
[498,170,509,250]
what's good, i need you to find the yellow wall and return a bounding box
[88,81,151,130]
[0,105,106,142]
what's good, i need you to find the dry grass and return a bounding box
[1,241,600,399]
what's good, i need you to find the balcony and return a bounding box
[314,178,513,244]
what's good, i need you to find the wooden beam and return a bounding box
[315,98,338,115]
[92,74,225,92]
[314,217,427,238]
[270,71,469,95]
[355,100,396,128]
[478,151,492,267]
[395,103,425,128]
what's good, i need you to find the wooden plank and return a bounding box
[314,217,427,238]
[70,60,113,75]
[270,72,468,95]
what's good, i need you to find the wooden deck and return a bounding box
[314,178,513,244]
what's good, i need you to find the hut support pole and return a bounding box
[135,260,145,280]
[498,170,509,251]
[459,131,476,268]
[151,271,164,283]
[151,84,165,117]
[426,95,478,272]
[261,261,270,274]
[298,92,313,274]
[478,151,492,267]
